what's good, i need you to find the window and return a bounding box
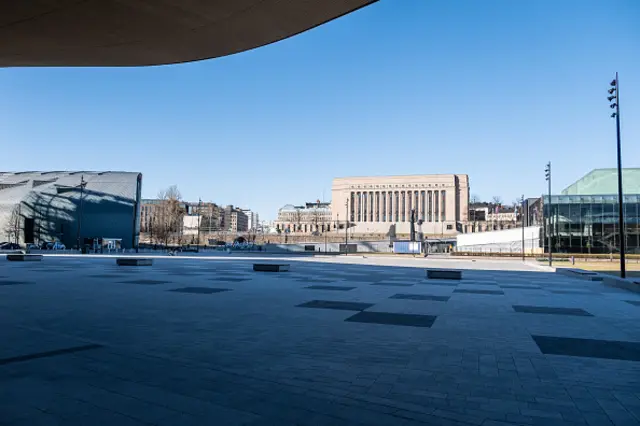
[434,191,439,222]
[375,192,380,222]
[441,190,446,222]
[363,192,367,222]
[382,192,386,222]
[395,192,400,222]
[447,224,453,230]
[420,191,426,221]
[350,192,355,222]
[401,191,406,222]
[428,191,432,222]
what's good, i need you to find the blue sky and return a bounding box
[1,0,638,220]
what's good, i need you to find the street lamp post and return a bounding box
[76,174,86,252]
[609,74,626,278]
[344,199,349,255]
[521,194,525,262]
[197,198,202,248]
[545,163,552,267]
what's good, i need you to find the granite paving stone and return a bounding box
[1,255,639,425]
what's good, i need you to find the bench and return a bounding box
[556,268,603,281]
[116,258,153,266]
[426,268,462,280]
[6,254,43,262]
[253,263,290,272]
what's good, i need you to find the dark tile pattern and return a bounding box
[513,305,593,316]
[296,300,373,311]
[532,335,640,362]
[390,294,450,302]
[209,277,251,282]
[169,287,230,294]
[119,279,171,285]
[0,344,103,366]
[551,290,595,295]
[371,282,414,287]
[453,289,504,295]
[345,311,437,328]
[305,285,355,291]
[0,280,34,286]
[500,285,542,289]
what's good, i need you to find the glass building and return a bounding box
[543,168,640,254]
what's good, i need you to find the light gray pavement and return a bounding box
[1,255,639,426]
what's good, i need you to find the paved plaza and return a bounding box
[1,255,640,426]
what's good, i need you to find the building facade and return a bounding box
[276,202,332,234]
[331,174,469,236]
[0,171,142,249]
[222,205,248,232]
[543,168,640,254]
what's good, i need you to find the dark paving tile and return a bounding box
[532,335,640,362]
[89,274,128,279]
[169,287,231,294]
[453,289,504,295]
[419,281,459,287]
[371,282,415,287]
[625,300,640,307]
[209,277,251,282]
[0,344,103,366]
[551,290,595,295]
[296,300,374,311]
[513,305,593,316]
[500,285,543,289]
[390,293,450,302]
[306,285,356,291]
[0,280,35,286]
[295,279,337,284]
[345,311,437,328]
[118,279,171,285]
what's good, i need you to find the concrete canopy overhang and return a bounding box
[0,0,377,67]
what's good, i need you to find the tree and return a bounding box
[469,194,481,205]
[491,196,503,206]
[293,208,302,232]
[153,185,184,247]
[4,204,22,244]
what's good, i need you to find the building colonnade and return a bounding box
[348,189,447,224]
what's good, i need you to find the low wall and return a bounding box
[264,241,393,253]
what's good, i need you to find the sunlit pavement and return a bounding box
[1,256,640,425]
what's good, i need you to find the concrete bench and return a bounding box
[426,268,462,280]
[556,268,603,281]
[116,258,153,266]
[6,254,43,262]
[253,264,290,272]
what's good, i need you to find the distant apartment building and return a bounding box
[222,205,248,232]
[276,201,332,234]
[241,209,260,231]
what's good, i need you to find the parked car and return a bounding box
[0,242,21,250]
[44,241,66,250]
[25,243,39,251]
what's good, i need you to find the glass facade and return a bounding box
[543,194,640,254]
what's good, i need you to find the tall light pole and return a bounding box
[609,73,626,278]
[197,198,202,248]
[344,198,349,255]
[521,194,525,262]
[545,163,552,267]
[76,174,86,251]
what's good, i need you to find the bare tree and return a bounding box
[153,185,184,248]
[470,194,481,205]
[293,208,302,232]
[491,196,503,206]
[4,204,22,244]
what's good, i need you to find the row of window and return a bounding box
[349,190,446,223]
